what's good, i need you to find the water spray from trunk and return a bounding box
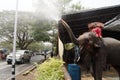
[33,0,62,22]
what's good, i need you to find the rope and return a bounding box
[74,46,80,63]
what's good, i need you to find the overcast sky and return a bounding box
[0,0,34,11]
[80,0,120,8]
[0,0,120,12]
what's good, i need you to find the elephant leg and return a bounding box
[112,65,120,80]
[92,58,103,80]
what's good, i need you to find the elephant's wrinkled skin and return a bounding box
[60,19,120,80]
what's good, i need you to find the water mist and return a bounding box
[33,0,62,22]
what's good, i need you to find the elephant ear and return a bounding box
[88,32,95,44]
[77,34,89,47]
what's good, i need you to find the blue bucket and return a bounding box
[68,64,81,80]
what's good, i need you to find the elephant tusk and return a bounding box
[77,56,80,62]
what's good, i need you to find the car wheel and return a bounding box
[27,59,30,63]
[7,62,11,64]
[21,58,24,64]
[27,57,31,63]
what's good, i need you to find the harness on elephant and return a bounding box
[74,45,80,63]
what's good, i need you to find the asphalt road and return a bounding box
[0,54,45,80]
[1,54,119,80]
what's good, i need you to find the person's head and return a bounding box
[88,23,95,31]
[93,22,104,28]
[88,22,104,30]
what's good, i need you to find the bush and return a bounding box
[36,58,64,80]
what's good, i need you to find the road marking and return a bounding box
[0,61,7,66]
[0,65,11,70]
[6,64,34,80]
[6,56,45,80]
[0,62,11,70]
[0,62,27,70]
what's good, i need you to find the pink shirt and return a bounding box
[91,27,102,37]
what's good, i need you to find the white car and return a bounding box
[6,50,32,64]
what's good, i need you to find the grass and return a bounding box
[35,57,64,80]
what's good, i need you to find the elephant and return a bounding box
[63,46,75,64]
[60,19,120,80]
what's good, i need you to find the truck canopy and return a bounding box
[58,5,120,43]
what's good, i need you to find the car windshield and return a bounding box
[16,50,25,54]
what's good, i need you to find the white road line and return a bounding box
[0,65,11,70]
[0,62,27,70]
[0,61,11,70]
[0,61,7,66]
[6,64,34,80]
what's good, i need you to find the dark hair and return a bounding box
[88,22,104,29]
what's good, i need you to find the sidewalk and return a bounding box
[11,58,119,80]
[15,59,46,80]
[16,68,36,80]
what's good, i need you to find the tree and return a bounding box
[27,42,45,52]
[0,41,13,51]
[31,0,84,52]
[64,0,84,14]
[61,0,72,13]
[0,11,52,50]
[70,1,84,13]
[31,20,52,42]
[0,11,34,49]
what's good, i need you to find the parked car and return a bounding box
[0,49,8,60]
[6,50,32,64]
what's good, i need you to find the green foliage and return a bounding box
[32,30,50,41]
[36,58,64,80]
[0,41,13,51]
[0,11,53,49]
[0,11,35,49]
[61,0,84,14]
[27,42,45,51]
[63,0,71,3]
[31,21,52,42]
[71,2,83,12]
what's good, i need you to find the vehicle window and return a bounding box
[16,51,24,54]
[25,51,29,54]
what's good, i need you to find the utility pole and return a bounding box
[52,22,55,56]
[12,0,18,80]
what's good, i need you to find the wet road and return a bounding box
[0,55,45,80]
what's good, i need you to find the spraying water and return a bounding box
[33,0,62,22]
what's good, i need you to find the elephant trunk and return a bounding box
[60,19,79,45]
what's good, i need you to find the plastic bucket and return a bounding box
[68,64,81,80]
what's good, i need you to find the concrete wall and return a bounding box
[58,37,64,60]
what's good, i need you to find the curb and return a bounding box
[22,66,36,76]
[22,59,46,76]
[6,59,46,80]
[62,66,72,80]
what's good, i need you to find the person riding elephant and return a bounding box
[88,22,104,47]
[88,22,104,38]
[60,19,120,80]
